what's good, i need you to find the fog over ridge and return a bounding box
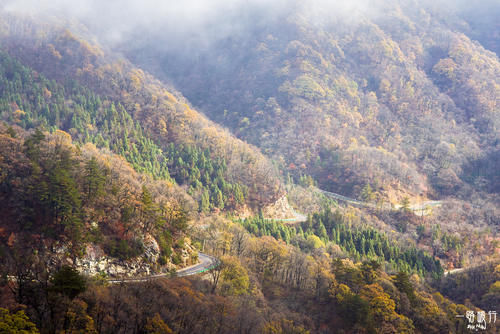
[0,0,473,46]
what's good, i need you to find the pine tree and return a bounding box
[200,189,210,213]
[24,128,45,161]
[45,148,83,244]
[214,188,224,210]
[233,183,244,205]
[141,185,160,232]
[393,271,416,303]
[360,183,375,202]
[400,196,411,211]
[84,157,105,203]
[318,222,328,242]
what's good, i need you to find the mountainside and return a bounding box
[0,13,283,210]
[0,124,197,275]
[0,1,499,333]
[122,0,500,203]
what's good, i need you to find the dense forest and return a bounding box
[239,211,443,276]
[0,19,282,210]
[0,125,195,265]
[0,0,498,333]
[3,211,496,333]
[125,0,500,204]
[0,51,248,211]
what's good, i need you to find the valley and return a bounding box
[0,0,498,333]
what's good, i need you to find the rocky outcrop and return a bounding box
[143,234,160,263]
[53,232,199,279]
[262,195,297,220]
[75,234,162,278]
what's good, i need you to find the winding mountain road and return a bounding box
[265,188,442,223]
[176,253,218,277]
[108,253,218,284]
[318,189,442,215]
[444,267,465,277]
[267,207,307,223]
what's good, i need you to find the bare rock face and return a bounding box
[75,244,109,276]
[143,234,160,263]
[76,234,161,278]
[66,233,199,279]
[262,195,296,219]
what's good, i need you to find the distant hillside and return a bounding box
[121,0,499,203]
[0,13,283,210]
[0,3,498,333]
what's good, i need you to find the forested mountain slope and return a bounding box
[111,0,500,272]
[0,125,196,274]
[122,0,500,203]
[0,13,283,210]
[0,2,498,333]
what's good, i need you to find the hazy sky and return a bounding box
[1,0,495,50]
[0,0,377,45]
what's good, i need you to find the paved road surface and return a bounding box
[444,267,465,277]
[267,207,307,223]
[108,253,217,284]
[318,189,442,214]
[176,253,218,277]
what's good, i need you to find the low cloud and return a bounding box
[0,0,379,46]
[1,0,494,51]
